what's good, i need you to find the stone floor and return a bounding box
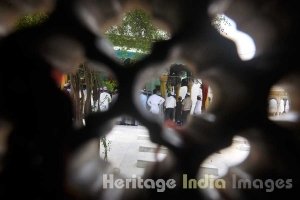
[100,125,250,178]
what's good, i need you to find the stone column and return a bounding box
[160,74,168,98]
[283,98,287,113]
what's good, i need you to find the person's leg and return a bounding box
[175,110,180,123]
[170,108,174,121]
[166,108,172,120]
[182,110,189,124]
[164,109,169,120]
[178,113,182,125]
[182,111,186,124]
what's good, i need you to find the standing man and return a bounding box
[63,82,71,96]
[193,95,202,115]
[182,92,192,124]
[164,92,176,121]
[147,89,165,115]
[99,86,112,112]
[175,96,183,125]
[139,89,148,110]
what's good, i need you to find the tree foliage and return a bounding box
[106,9,169,53]
[102,79,118,92]
[16,12,48,29]
[211,14,231,34]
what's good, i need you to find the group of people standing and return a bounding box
[63,82,116,113]
[269,98,290,116]
[64,82,203,126]
[142,88,203,125]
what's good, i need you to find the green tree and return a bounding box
[106,9,169,53]
[16,12,48,29]
[211,14,231,34]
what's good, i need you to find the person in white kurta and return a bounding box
[164,93,176,120]
[139,89,148,110]
[193,95,202,115]
[99,87,112,112]
[269,98,277,116]
[285,99,290,113]
[147,89,165,115]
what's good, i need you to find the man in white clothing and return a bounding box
[285,99,290,113]
[269,98,277,116]
[164,92,176,120]
[193,95,202,115]
[139,89,148,110]
[147,89,165,115]
[182,92,192,124]
[99,86,112,112]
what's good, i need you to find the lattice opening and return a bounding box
[99,118,169,178]
[198,136,250,179]
[211,14,256,61]
[268,74,300,130]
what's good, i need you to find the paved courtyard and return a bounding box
[100,125,250,178]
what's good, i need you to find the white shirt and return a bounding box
[147,94,165,114]
[99,92,112,111]
[194,100,202,115]
[140,93,148,110]
[165,96,176,108]
[285,100,290,112]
